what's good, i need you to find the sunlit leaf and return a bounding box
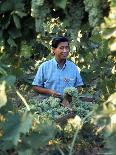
[0,81,7,108]
[110,0,116,9]
[109,38,116,51]
[103,27,116,39]
[107,93,116,105]
[15,11,27,18]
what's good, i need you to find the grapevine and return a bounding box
[29,96,70,120]
[83,0,108,27]
[28,87,94,120]
[64,87,94,118]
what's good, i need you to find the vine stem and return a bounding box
[57,145,65,155]
[69,127,79,155]
[16,89,30,111]
[69,111,94,155]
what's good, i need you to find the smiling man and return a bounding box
[32,36,84,99]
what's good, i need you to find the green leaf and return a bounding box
[0,75,16,86]
[14,1,25,10]
[20,42,32,58]
[0,81,7,108]
[19,111,32,134]
[35,19,43,32]
[18,149,33,155]
[1,113,21,145]
[8,28,22,39]
[0,0,13,13]
[1,111,32,145]
[0,15,11,29]
[103,27,116,39]
[7,37,17,47]
[107,93,116,105]
[30,119,56,148]
[13,14,21,29]
[0,67,7,76]
[0,30,3,39]
[54,0,67,9]
[0,140,14,150]
[110,0,116,7]
[15,11,27,18]
[109,38,116,52]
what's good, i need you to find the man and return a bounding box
[32,36,84,100]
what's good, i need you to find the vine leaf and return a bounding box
[0,81,7,108]
[29,119,56,148]
[18,149,33,155]
[1,111,32,145]
[54,0,67,9]
[13,14,21,29]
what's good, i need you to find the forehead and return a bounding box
[57,42,69,47]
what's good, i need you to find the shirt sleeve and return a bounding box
[32,64,44,87]
[74,67,84,87]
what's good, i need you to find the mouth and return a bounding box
[61,53,68,57]
[61,55,67,59]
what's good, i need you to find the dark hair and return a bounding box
[52,36,69,48]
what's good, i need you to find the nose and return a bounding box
[63,48,67,53]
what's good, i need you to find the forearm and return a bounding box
[32,86,52,95]
[32,86,62,98]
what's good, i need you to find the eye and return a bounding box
[59,47,64,50]
[59,46,69,50]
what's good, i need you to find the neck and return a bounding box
[55,58,66,68]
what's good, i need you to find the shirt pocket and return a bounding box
[64,77,75,87]
[44,75,57,88]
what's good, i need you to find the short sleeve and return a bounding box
[32,64,44,87]
[74,67,84,87]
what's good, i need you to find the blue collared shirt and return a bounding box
[32,58,84,95]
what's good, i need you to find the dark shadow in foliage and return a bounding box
[31,42,50,60]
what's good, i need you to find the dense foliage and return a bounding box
[0,0,116,155]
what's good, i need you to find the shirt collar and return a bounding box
[52,58,67,70]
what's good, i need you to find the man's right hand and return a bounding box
[49,90,62,98]
[32,86,62,99]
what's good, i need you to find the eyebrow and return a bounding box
[59,45,69,47]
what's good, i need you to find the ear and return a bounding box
[51,48,55,55]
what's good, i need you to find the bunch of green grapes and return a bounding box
[28,88,94,119]
[72,101,93,118]
[64,87,94,118]
[39,97,71,119]
[29,96,70,119]
[64,87,79,105]
[64,87,78,97]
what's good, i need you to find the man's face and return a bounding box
[52,42,70,61]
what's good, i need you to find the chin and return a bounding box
[61,57,66,60]
[62,56,67,59]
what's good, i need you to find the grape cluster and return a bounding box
[29,97,70,120]
[64,87,94,118]
[84,0,108,27]
[29,87,94,119]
